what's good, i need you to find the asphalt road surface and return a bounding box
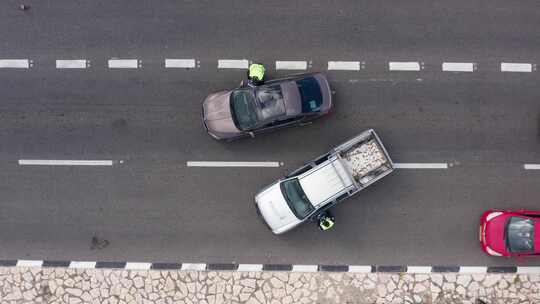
[0,0,539,266]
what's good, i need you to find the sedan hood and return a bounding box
[484,213,509,255]
[255,183,301,234]
[202,91,242,138]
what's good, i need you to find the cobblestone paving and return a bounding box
[0,267,539,304]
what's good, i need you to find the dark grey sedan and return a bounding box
[202,73,333,140]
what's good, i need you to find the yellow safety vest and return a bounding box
[249,64,265,81]
[320,218,334,231]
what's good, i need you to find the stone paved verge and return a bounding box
[1,266,539,304]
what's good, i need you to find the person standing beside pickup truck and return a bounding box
[318,211,335,231]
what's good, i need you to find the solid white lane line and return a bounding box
[108,59,139,69]
[459,266,487,273]
[56,60,87,69]
[406,266,432,273]
[388,62,421,71]
[501,63,533,72]
[442,62,475,72]
[218,59,249,69]
[524,164,540,170]
[275,60,307,70]
[291,265,318,272]
[517,267,540,274]
[237,264,263,272]
[18,160,115,166]
[69,261,97,269]
[394,163,448,169]
[16,260,43,267]
[328,61,361,71]
[0,59,30,68]
[186,161,281,168]
[165,59,196,68]
[181,263,206,271]
[125,262,152,270]
[347,266,373,273]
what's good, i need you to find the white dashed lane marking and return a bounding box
[187,161,281,168]
[56,60,87,69]
[108,59,140,69]
[275,60,308,70]
[218,59,249,69]
[165,59,196,68]
[18,160,118,166]
[0,59,30,68]
[388,62,421,71]
[327,61,361,71]
[394,163,448,169]
[442,62,475,72]
[524,164,540,170]
[501,63,533,72]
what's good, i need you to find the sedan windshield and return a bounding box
[231,89,259,130]
[505,216,535,253]
[296,77,323,113]
[280,179,314,219]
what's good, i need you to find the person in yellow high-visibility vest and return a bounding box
[247,63,266,86]
[318,211,335,231]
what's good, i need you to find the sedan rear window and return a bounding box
[280,179,314,219]
[296,77,323,113]
[505,216,534,253]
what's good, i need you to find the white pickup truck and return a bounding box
[255,129,394,234]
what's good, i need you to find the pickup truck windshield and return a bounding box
[505,216,535,253]
[280,179,314,219]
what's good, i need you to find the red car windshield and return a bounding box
[505,216,535,253]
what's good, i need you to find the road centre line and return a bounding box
[0,59,30,68]
[394,163,448,169]
[18,160,116,166]
[524,164,540,170]
[108,59,139,69]
[501,62,533,72]
[165,59,196,68]
[187,161,281,168]
[218,59,249,69]
[388,61,421,71]
[442,62,475,72]
[56,59,87,69]
[328,61,361,71]
[275,60,307,70]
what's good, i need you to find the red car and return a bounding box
[480,209,540,257]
